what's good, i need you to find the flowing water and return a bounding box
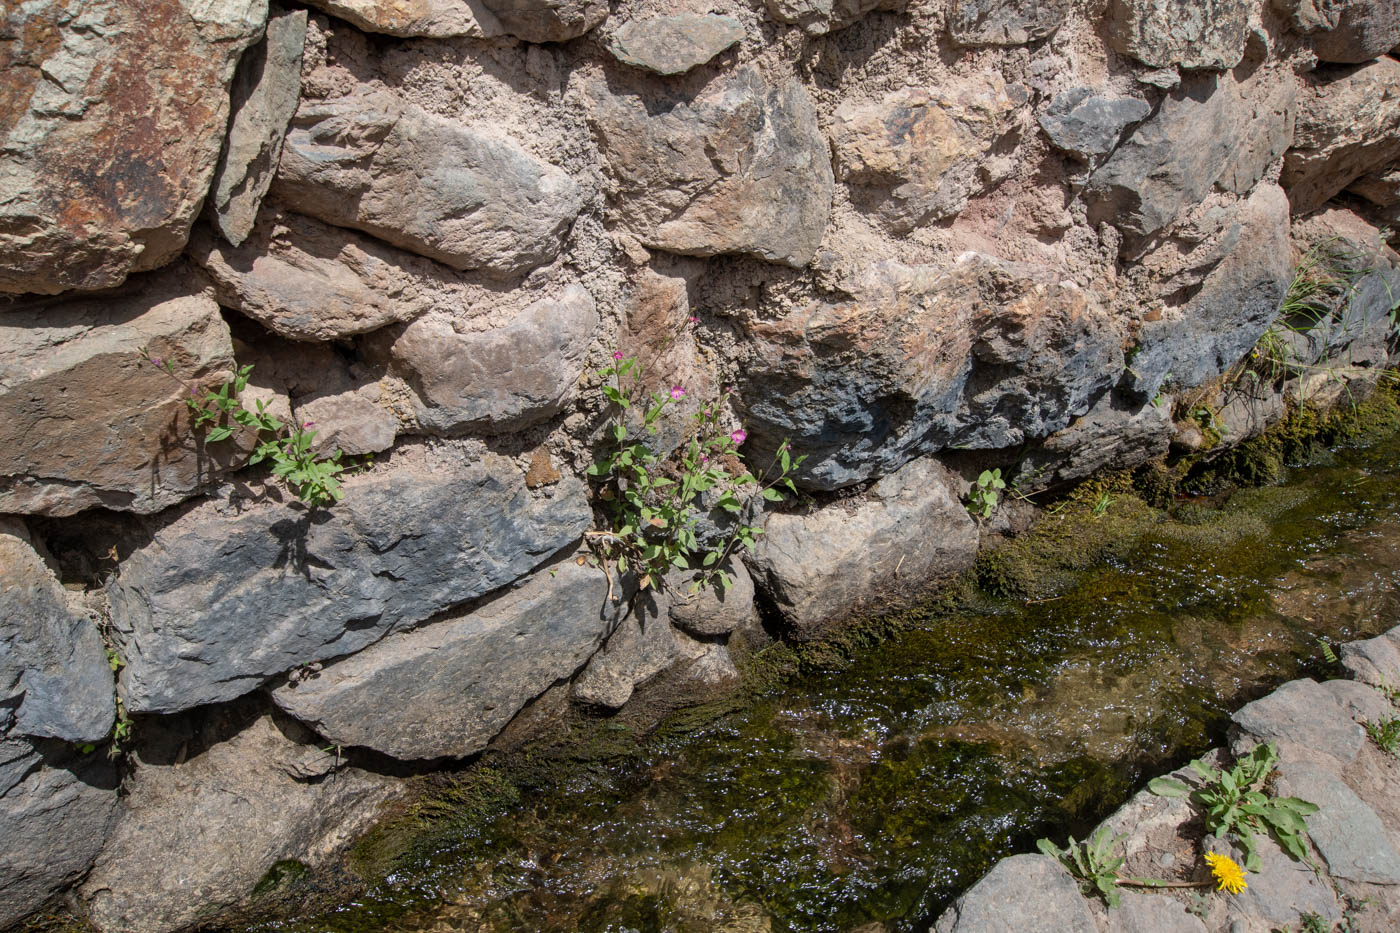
[251,430,1400,933]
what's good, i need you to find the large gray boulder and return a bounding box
[748,457,978,639]
[391,285,598,435]
[272,557,623,760]
[79,712,403,933]
[763,0,905,36]
[275,88,585,278]
[1,520,113,744]
[298,0,605,41]
[1037,88,1152,161]
[1231,678,1366,767]
[1282,57,1400,214]
[740,255,1123,490]
[1019,393,1173,491]
[947,0,1071,46]
[1276,759,1400,884]
[106,446,593,713]
[1303,0,1400,64]
[588,68,833,268]
[605,14,744,75]
[1123,183,1293,399]
[830,76,1029,232]
[208,4,306,247]
[0,739,118,929]
[1086,68,1293,245]
[1106,0,1251,70]
[189,207,444,341]
[571,587,711,709]
[933,854,1097,933]
[0,275,237,517]
[0,0,266,294]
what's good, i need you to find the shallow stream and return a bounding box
[253,431,1400,933]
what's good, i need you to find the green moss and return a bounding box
[252,860,308,899]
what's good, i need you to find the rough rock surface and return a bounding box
[273,558,621,759]
[668,562,756,637]
[1230,678,1366,766]
[1123,184,1293,400]
[748,457,978,639]
[479,0,608,43]
[1019,393,1173,490]
[0,520,113,743]
[0,0,266,294]
[763,0,905,36]
[294,385,399,456]
[573,589,702,709]
[1276,759,1400,883]
[0,277,237,517]
[1106,0,1251,70]
[189,208,443,341]
[107,448,593,713]
[208,5,307,247]
[1308,0,1400,64]
[742,256,1123,490]
[1340,630,1400,686]
[1037,88,1151,161]
[1221,831,1343,929]
[0,739,118,929]
[298,0,605,41]
[933,854,1097,933]
[947,0,1071,47]
[1087,71,1292,245]
[80,712,402,933]
[275,89,585,277]
[392,285,597,435]
[1282,57,1400,214]
[606,15,744,75]
[831,77,1028,232]
[589,68,833,268]
[1108,890,1207,933]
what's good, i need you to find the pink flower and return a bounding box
[730,428,747,445]
[689,316,699,324]
[670,385,686,400]
[148,356,163,368]
[700,454,709,464]
[612,351,624,361]
[302,421,316,430]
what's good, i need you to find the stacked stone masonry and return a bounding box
[2,0,1400,928]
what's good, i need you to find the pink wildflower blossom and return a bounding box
[670,385,686,400]
[612,351,625,361]
[730,428,747,445]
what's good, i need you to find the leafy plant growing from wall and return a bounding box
[586,355,802,594]
[146,355,346,507]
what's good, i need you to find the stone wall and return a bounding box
[2,0,1400,929]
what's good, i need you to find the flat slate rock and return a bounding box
[606,14,744,75]
[1340,631,1400,686]
[933,853,1097,933]
[1038,88,1151,160]
[1276,759,1400,884]
[1230,678,1366,766]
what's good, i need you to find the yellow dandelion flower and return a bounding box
[1204,852,1248,894]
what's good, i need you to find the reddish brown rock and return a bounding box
[0,0,266,295]
[298,0,605,40]
[0,273,237,516]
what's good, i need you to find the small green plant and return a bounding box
[105,646,124,673]
[1366,717,1400,756]
[587,356,803,594]
[1149,743,1317,871]
[1317,637,1340,666]
[1037,827,1129,907]
[967,468,1006,519]
[1091,490,1115,517]
[1297,910,1331,933]
[146,356,345,507]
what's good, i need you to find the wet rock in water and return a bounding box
[763,0,906,36]
[0,739,118,929]
[1106,0,1251,70]
[0,519,113,743]
[79,712,403,933]
[1281,57,1400,215]
[588,67,832,268]
[606,14,744,75]
[947,0,1071,46]
[1230,678,1366,767]
[275,88,585,278]
[208,5,308,247]
[107,447,592,714]
[391,285,598,435]
[1037,88,1151,161]
[748,457,978,639]
[1303,0,1400,64]
[1340,629,1400,686]
[668,562,756,637]
[0,275,237,517]
[0,0,265,294]
[830,76,1028,232]
[1276,759,1400,884]
[933,853,1097,933]
[1121,183,1293,401]
[189,207,444,341]
[741,255,1122,490]
[273,557,623,759]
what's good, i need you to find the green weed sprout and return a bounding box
[967,468,1006,519]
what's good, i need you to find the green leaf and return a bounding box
[206,425,233,442]
[1036,838,1062,858]
[1148,777,1191,798]
[762,488,784,502]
